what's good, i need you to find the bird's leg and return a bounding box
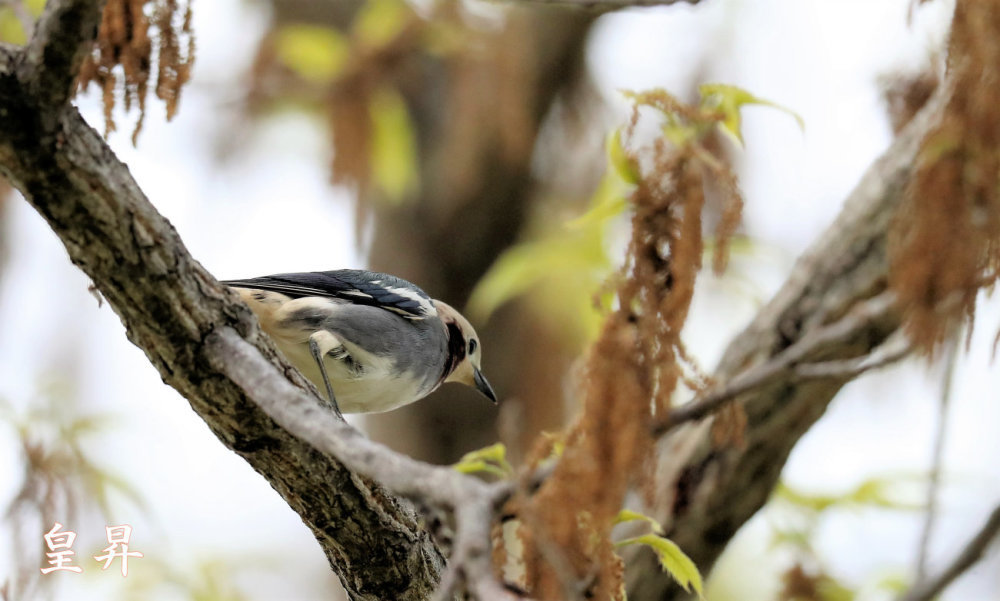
[309,333,343,419]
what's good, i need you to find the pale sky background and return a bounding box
[2,0,999,600]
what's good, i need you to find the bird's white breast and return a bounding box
[236,288,439,413]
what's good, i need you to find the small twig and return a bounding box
[656,292,899,434]
[794,331,912,379]
[896,501,1000,601]
[914,333,959,581]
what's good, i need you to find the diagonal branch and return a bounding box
[915,334,959,580]
[207,327,520,600]
[204,327,485,507]
[0,8,453,599]
[898,501,1000,601]
[626,82,953,601]
[659,292,903,431]
[17,0,103,117]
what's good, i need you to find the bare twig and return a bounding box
[915,334,959,581]
[897,501,1000,601]
[794,331,912,379]
[656,292,900,434]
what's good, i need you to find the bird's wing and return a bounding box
[223,269,437,320]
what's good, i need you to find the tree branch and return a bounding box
[914,333,958,581]
[626,83,952,601]
[659,292,903,431]
[0,7,460,598]
[0,3,974,601]
[206,328,520,599]
[898,501,1000,601]
[17,0,103,118]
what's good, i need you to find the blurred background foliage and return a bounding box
[2,0,995,600]
[0,380,141,600]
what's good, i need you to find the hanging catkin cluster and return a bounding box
[515,93,744,599]
[77,0,195,144]
[889,0,1000,353]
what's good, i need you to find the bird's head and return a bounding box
[433,300,496,403]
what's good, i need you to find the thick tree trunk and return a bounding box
[362,9,595,464]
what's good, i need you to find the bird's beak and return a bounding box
[473,368,497,404]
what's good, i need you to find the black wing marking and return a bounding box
[224,269,435,320]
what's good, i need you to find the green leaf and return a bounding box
[453,443,513,478]
[453,460,510,478]
[567,173,629,229]
[470,232,595,318]
[0,1,41,44]
[354,0,410,48]
[458,442,510,467]
[775,475,924,514]
[874,572,910,595]
[274,25,350,84]
[468,219,612,344]
[614,509,664,534]
[817,575,856,601]
[0,9,27,45]
[698,83,804,146]
[662,121,699,147]
[607,129,641,185]
[369,87,419,203]
[616,534,704,598]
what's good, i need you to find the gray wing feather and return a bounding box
[224,269,434,320]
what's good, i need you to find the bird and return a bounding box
[223,269,496,417]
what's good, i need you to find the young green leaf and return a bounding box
[616,534,704,599]
[273,25,350,84]
[614,509,665,534]
[607,129,641,185]
[369,87,420,203]
[698,83,804,146]
[467,215,611,343]
[354,0,410,48]
[453,460,510,478]
[776,475,925,514]
[453,443,513,478]
[567,173,630,230]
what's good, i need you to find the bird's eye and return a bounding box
[468,339,478,355]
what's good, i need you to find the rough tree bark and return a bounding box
[0,3,445,600]
[626,87,948,600]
